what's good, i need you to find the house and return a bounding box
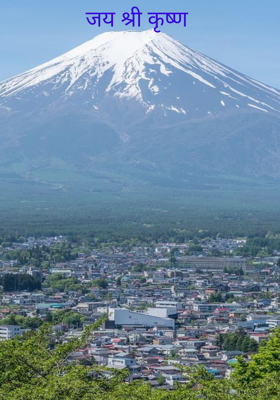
[107,352,138,369]
[0,325,23,340]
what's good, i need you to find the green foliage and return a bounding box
[157,375,165,386]
[1,242,78,267]
[43,273,88,294]
[0,314,42,329]
[92,279,108,289]
[218,331,259,352]
[1,323,280,399]
[49,310,86,328]
[188,245,203,254]
[0,318,118,400]
[133,263,145,272]
[225,293,235,302]
[208,292,223,303]
[232,329,280,385]
[0,273,41,292]
[234,237,280,257]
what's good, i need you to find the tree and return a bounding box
[189,245,203,253]
[45,311,53,323]
[233,329,280,386]
[133,263,145,272]
[50,310,86,328]
[157,375,165,386]
[92,279,108,289]
[236,336,244,351]
[208,292,222,303]
[220,331,258,352]
[43,274,89,294]
[237,267,244,276]
[1,318,280,399]
[170,349,179,359]
[0,318,121,400]
[0,314,17,326]
[169,254,177,268]
[0,315,43,330]
[0,274,41,292]
[225,293,235,302]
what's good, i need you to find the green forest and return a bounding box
[1,171,280,240]
[0,274,41,292]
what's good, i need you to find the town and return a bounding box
[0,233,280,390]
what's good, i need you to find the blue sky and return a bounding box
[0,0,280,88]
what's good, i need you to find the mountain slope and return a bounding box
[0,30,280,183]
[1,30,280,121]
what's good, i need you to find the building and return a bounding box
[0,325,22,341]
[107,353,137,369]
[267,319,280,329]
[147,307,178,319]
[155,301,182,310]
[177,257,246,272]
[109,308,175,329]
[192,303,241,313]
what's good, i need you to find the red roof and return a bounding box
[250,333,268,337]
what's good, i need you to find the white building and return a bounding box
[164,374,183,386]
[155,301,182,310]
[267,319,280,329]
[192,303,220,313]
[107,353,137,369]
[0,325,22,341]
[147,307,177,319]
[109,308,175,329]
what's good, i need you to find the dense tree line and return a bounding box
[43,273,89,294]
[0,274,41,292]
[2,242,79,267]
[43,274,109,294]
[1,229,280,251]
[217,331,259,352]
[234,236,280,257]
[0,314,43,329]
[0,310,85,330]
[45,309,85,328]
[208,292,223,303]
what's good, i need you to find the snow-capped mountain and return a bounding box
[1,30,280,124]
[0,30,280,182]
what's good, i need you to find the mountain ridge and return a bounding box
[0,30,280,186]
[1,30,280,119]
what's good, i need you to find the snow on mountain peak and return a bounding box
[0,30,280,119]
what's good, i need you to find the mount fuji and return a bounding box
[0,30,280,189]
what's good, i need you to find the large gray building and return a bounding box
[177,257,246,272]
